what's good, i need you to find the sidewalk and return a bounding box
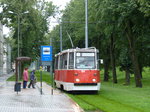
[0,73,84,112]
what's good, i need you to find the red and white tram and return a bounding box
[54,47,101,91]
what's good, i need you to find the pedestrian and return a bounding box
[28,70,36,88]
[23,68,29,89]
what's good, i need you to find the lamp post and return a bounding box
[85,0,88,48]
[8,11,29,81]
[8,11,29,57]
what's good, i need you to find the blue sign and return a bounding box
[41,46,52,62]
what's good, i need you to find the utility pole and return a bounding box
[50,38,53,95]
[8,11,29,81]
[60,24,62,51]
[17,14,20,57]
[85,0,88,48]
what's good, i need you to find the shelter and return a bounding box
[15,57,31,82]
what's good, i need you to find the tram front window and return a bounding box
[76,53,95,69]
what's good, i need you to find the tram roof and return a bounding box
[55,47,99,56]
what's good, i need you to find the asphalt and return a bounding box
[0,72,84,112]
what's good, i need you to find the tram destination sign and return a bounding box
[41,46,53,65]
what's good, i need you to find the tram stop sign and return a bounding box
[41,46,53,66]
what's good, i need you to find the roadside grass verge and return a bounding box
[68,67,150,112]
[7,71,53,84]
[7,74,16,81]
[34,71,53,85]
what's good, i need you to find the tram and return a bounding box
[54,47,100,91]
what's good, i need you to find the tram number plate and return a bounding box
[81,70,85,73]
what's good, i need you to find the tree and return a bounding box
[49,0,150,88]
[0,0,56,61]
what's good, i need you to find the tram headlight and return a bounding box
[75,79,80,82]
[92,79,96,82]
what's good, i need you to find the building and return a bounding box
[6,42,12,73]
[3,42,7,74]
[0,21,3,75]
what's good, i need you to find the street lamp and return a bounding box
[85,0,88,48]
[8,10,29,81]
[8,11,29,57]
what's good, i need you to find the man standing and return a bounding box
[23,68,28,89]
[28,70,36,88]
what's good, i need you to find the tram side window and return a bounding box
[97,53,100,69]
[54,56,58,69]
[69,52,74,69]
[59,55,63,69]
[62,53,68,69]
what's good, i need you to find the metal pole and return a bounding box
[17,14,20,57]
[60,24,62,51]
[17,14,20,80]
[51,62,53,95]
[85,0,88,48]
[40,68,43,95]
[50,38,53,95]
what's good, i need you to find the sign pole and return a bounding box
[41,45,53,95]
[51,62,53,95]
[40,66,42,95]
[50,38,53,95]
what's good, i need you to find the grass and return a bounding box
[68,67,150,112]
[7,68,150,112]
[7,74,16,81]
[7,70,53,84]
[34,71,53,85]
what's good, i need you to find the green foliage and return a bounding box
[138,0,150,17]
[49,0,150,87]
[119,48,132,72]
[0,0,56,61]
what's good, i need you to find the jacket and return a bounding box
[23,70,28,81]
[30,71,35,80]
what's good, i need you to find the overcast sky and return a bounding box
[48,0,71,9]
[3,0,71,35]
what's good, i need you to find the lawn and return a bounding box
[7,68,150,112]
[68,68,150,112]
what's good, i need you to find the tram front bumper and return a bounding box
[65,83,101,91]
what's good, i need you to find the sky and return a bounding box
[48,0,71,9]
[3,0,71,35]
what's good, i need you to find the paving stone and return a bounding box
[0,74,84,112]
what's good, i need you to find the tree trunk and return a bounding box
[139,64,143,79]
[104,59,109,81]
[110,34,117,83]
[130,50,142,87]
[125,21,142,87]
[125,68,130,85]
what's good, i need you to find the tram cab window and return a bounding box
[76,52,95,69]
[69,52,74,69]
